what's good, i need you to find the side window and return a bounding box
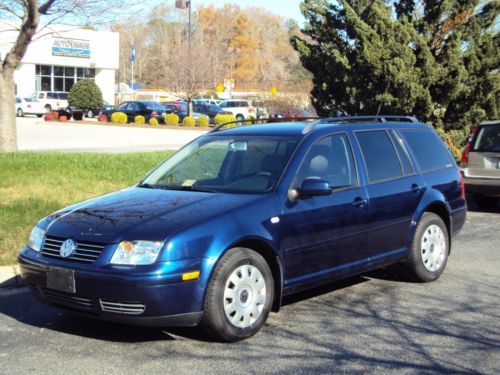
[47,92,57,99]
[117,102,128,111]
[295,133,358,188]
[356,130,403,183]
[16,97,21,103]
[400,129,454,172]
[127,102,139,111]
[390,130,414,175]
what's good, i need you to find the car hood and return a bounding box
[42,187,261,244]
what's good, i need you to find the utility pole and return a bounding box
[176,0,193,116]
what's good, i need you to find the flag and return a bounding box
[129,44,136,63]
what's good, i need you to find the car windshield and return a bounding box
[140,135,299,194]
[143,102,164,111]
[473,124,500,152]
[24,97,37,102]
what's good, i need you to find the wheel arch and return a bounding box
[206,237,283,313]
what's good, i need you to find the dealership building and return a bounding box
[0,23,119,103]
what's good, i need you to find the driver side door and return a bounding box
[281,133,370,289]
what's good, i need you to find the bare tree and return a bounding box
[0,0,148,152]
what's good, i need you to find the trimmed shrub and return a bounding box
[149,117,159,126]
[182,116,195,127]
[98,114,108,122]
[68,78,103,110]
[196,116,209,127]
[214,114,237,126]
[111,112,127,124]
[134,115,145,125]
[164,113,179,125]
[246,115,256,125]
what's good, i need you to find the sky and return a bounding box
[200,0,305,24]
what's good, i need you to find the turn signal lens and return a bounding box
[182,271,200,281]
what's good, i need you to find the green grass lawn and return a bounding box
[0,151,173,266]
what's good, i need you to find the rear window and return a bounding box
[472,124,500,152]
[58,93,68,99]
[356,130,403,183]
[400,129,454,172]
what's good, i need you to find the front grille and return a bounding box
[41,288,97,312]
[100,300,146,315]
[41,236,106,263]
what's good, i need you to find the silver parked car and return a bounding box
[461,120,500,208]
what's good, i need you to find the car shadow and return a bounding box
[0,275,373,343]
[465,193,500,213]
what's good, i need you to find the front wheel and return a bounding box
[201,247,274,342]
[236,114,245,122]
[405,212,449,282]
[87,109,94,118]
[17,108,24,117]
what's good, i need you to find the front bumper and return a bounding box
[18,250,207,327]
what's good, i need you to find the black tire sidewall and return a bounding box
[409,213,449,282]
[202,248,274,342]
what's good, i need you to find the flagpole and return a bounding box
[131,39,135,100]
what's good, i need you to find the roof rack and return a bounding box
[209,117,321,133]
[322,115,419,123]
[208,115,419,133]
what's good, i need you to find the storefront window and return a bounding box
[35,64,95,92]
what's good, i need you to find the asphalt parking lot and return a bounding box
[0,203,499,374]
[15,116,206,152]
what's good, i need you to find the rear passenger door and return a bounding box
[355,129,424,261]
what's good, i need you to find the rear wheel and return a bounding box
[236,114,245,122]
[17,108,24,117]
[87,109,94,118]
[472,193,498,210]
[201,247,274,342]
[405,212,449,282]
[45,105,52,113]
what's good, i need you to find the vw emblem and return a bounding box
[60,239,77,258]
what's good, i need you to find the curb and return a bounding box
[0,265,25,288]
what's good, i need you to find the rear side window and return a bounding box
[356,130,403,183]
[472,124,500,152]
[47,92,57,99]
[400,129,454,172]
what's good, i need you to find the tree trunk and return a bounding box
[0,69,17,152]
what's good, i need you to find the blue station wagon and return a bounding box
[19,116,467,341]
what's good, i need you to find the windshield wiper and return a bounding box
[138,183,217,193]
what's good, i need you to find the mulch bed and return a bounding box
[43,119,211,131]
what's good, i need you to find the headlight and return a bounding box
[110,241,164,265]
[28,226,45,252]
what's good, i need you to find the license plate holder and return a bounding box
[46,267,75,294]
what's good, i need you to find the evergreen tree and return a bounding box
[291,0,499,142]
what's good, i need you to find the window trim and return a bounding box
[290,132,360,192]
[354,128,407,185]
[390,129,416,177]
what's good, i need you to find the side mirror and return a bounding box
[297,178,332,197]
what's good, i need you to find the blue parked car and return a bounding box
[19,116,467,342]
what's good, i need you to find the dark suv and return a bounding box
[19,116,467,342]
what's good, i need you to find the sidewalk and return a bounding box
[0,265,24,288]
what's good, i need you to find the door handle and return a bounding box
[411,184,424,193]
[352,197,368,208]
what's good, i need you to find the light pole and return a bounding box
[175,0,192,116]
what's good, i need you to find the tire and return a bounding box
[36,114,43,118]
[17,108,24,117]
[87,109,94,118]
[472,193,497,210]
[405,212,449,282]
[236,114,245,122]
[201,247,274,342]
[45,105,52,113]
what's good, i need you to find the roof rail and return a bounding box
[208,115,419,133]
[209,117,321,133]
[322,115,419,123]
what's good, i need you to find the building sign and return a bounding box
[52,37,90,58]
